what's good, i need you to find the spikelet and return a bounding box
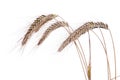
[58,22,108,52]
[37,21,69,45]
[22,14,58,46]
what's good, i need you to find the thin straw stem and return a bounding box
[91,30,111,80]
[74,39,88,80]
[88,31,91,80]
[108,29,117,80]
[55,16,88,80]
[99,28,111,80]
[63,26,88,80]
[68,26,88,70]
[64,25,88,80]
[57,16,87,69]
[88,31,91,66]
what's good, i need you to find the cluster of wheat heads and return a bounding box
[21,14,118,80]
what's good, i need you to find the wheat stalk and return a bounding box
[90,29,111,80]
[87,30,91,80]
[20,14,118,80]
[92,28,117,80]
[37,21,69,45]
[58,22,108,52]
[108,29,116,80]
[58,22,109,80]
[55,16,88,80]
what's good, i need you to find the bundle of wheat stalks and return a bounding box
[21,14,119,80]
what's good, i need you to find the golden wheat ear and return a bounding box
[22,15,46,45]
[37,21,69,45]
[58,22,108,52]
[34,14,58,32]
[22,14,58,46]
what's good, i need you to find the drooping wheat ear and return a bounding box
[34,14,58,32]
[22,14,58,46]
[22,15,46,45]
[58,22,108,52]
[37,21,69,45]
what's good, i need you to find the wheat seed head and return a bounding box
[89,22,108,29]
[34,14,58,32]
[37,21,69,45]
[21,15,46,46]
[58,22,109,52]
[21,14,58,46]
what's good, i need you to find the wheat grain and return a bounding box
[37,21,69,45]
[58,22,108,52]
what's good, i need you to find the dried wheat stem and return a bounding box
[87,31,91,80]
[108,29,116,80]
[57,16,87,68]
[22,14,57,46]
[90,30,111,80]
[74,41,88,80]
[65,27,88,72]
[56,16,88,80]
[58,22,108,52]
[57,15,88,68]
[65,28,88,80]
[68,26,88,69]
[64,27,88,80]
[99,28,111,80]
[37,21,69,45]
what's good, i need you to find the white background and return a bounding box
[0,0,120,80]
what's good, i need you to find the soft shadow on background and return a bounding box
[0,0,120,80]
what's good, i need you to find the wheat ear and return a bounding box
[22,14,57,46]
[34,14,58,32]
[37,21,69,45]
[22,15,46,45]
[58,22,108,52]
